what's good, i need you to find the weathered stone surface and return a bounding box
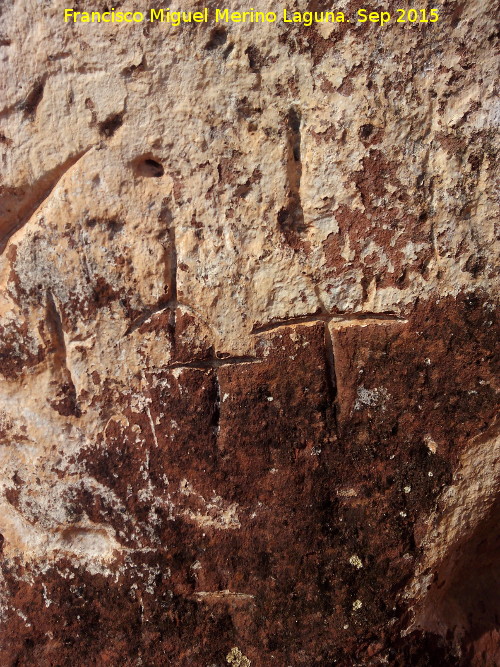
[0,1,498,665]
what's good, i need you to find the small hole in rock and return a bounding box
[245,45,262,72]
[359,124,374,140]
[98,113,124,138]
[21,78,46,119]
[132,156,165,178]
[205,27,227,50]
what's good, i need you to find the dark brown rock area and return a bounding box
[1,292,498,665]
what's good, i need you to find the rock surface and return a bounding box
[0,1,498,665]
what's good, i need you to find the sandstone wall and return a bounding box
[0,1,498,665]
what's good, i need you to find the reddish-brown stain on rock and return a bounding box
[1,292,497,665]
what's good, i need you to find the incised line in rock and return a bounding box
[166,356,263,449]
[123,300,214,338]
[0,74,48,120]
[251,311,407,334]
[166,356,260,370]
[252,310,408,425]
[212,371,221,438]
[147,402,159,449]
[192,590,255,601]
[123,200,179,338]
[140,370,160,449]
[123,301,174,337]
[277,106,306,240]
[165,204,177,337]
[323,322,339,433]
[0,147,92,255]
[46,289,79,409]
[46,289,68,368]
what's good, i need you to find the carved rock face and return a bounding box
[0,2,498,665]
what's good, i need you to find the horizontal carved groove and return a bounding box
[251,311,407,334]
[166,356,260,370]
[123,302,173,337]
[192,590,255,601]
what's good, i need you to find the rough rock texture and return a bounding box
[0,0,498,665]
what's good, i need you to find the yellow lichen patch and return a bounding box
[226,646,251,666]
[349,554,363,569]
